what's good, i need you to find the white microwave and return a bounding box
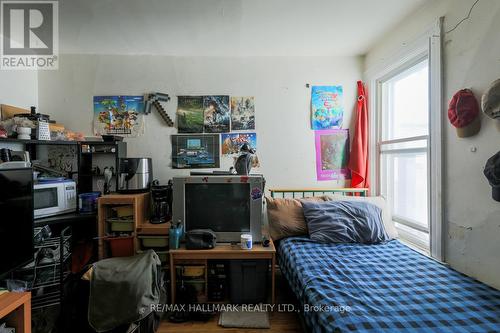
[34,180,77,219]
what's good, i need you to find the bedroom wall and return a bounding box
[0,70,38,110]
[0,70,38,151]
[365,0,500,289]
[37,55,362,189]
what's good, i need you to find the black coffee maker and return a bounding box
[150,179,173,224]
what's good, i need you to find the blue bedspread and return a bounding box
[278,237,500,333]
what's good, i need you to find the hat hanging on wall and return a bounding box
[481,79,500,120]
[484,150,500,202]
[448,89,481,138]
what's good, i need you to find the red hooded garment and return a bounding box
[348,81,370,189]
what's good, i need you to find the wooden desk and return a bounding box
[0,292,31,333]
[169,241,276,305]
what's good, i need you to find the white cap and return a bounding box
[482,79,500,119]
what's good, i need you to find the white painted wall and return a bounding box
[37,55,362,189]
[0,70,38,151]
[0,70,38,110]
[365,0,500,288]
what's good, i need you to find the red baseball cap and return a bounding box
[448,89,481,138]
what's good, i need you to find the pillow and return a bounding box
[302,200,390,244]
[325,195,398,239]
[265,196,328,241]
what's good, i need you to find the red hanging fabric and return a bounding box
[348,81,370,189]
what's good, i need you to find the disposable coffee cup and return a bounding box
[241,234,252,250]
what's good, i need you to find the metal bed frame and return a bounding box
[269,188,369,198]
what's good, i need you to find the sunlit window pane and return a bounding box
[381,151,428,227]
[382,60,429,140]
[379,58,430,249]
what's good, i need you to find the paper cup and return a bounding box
[241,234,253,250]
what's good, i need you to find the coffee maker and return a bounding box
[150,180,173,224]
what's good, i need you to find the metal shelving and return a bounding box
[13,226,72,310]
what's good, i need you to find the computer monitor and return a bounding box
[172,175,264,243]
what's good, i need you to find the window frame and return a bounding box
[366,18,443,260]
[376,55,431,246]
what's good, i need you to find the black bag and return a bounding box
[185,229,217,249]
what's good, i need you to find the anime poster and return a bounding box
[203,95,230,133]
[171,134,220,168]
[221,133,257,156]
[231,96,255,131]
[315,129,350,181]
[177,96,204,133]
[93,96,145,137]
[311,86,344,130]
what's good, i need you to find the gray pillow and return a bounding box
[302,200,389,244]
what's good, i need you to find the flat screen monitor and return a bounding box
[0,168,34,276]
[185,183,251,232]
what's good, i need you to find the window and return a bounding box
[378,58,430,250]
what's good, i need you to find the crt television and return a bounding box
[172,175,264,243]
[0,167,34,277]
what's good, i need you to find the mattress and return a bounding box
[278,237,500,333]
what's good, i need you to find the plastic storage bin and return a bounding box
[112,205,134,218]
[106,236,134,257]
[229,260,267,304]
[138,236,168,248]
[79,192,100,214]
[107,217,134,232]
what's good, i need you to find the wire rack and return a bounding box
[13,226,72,310]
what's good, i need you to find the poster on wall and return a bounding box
[203,95,230,133]
[177,96,204,133]
[315,129,350,181]
[231,96,255,131]
[221,132,257,156]
[93,96,145,137]
[311,86,344,130]
[171,134,220,169]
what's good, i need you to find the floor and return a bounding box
[157,272,304,333]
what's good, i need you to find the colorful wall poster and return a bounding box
[177,96,204,133]
[203,95,230,133]
[93,96,145,137]
[311,86,344,130]
[221,132,257,156]
[171,134,220,169]
[315,129,350,181]
[231,96,255,131]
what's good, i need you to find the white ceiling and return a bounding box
[59,0,429,56]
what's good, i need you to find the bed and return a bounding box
[270,189,500,333]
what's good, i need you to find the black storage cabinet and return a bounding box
[229,260,267,304]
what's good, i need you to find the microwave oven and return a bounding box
[34,180,77,219]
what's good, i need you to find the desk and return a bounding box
[0,292,31,333]
[169,241,276,305]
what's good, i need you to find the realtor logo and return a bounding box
[1,0,58,69]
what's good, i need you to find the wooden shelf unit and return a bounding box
[136,220,171,235]
[97,193,150,259]
[169,241,276,305]
[0,292,31,333]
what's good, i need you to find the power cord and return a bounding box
[445,0,481,34]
